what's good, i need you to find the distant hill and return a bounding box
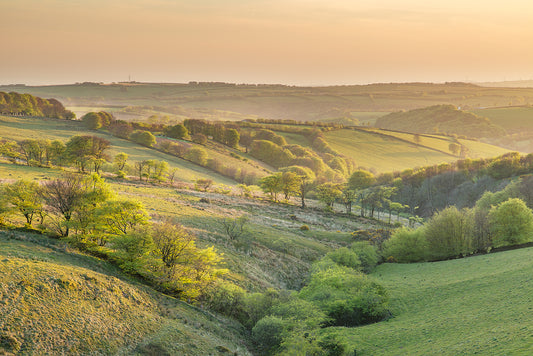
[375,105,506,139]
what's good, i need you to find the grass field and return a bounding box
[470,106,533,132]
[328,247,533,355]
[322,129,512,173]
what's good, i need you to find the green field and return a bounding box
[470,106,533,132]
[329,247,533,355]
[322,129,512,173]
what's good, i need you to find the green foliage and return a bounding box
[488,198,533,248]
[424,206,474,260]
[348,169,375,191]
[220,215,249,240]
[252,315,286,354]
[0,91,74,119]
[299,265,389,327]
[81,111,113,130]
[130,130,157,147]
[185,147,208,166]
[2,180,42,225]
[382,227,428,263]
[315,182,342,209]
[325,247,362,270]
[164,123,189,139]
[350,241,379,273]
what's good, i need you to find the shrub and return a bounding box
[205,281,246,321]
[382,227,428,263]
[299,266,389,327]
[325,247,362,270]
[351,241,379,272]
[252,315,286,354]
[300,224,310,231]
[488,198,533,248]
[424,206,474,260]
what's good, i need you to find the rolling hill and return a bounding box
[375,105,506,139]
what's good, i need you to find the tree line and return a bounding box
[0,91,75,119]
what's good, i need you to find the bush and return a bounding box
[424,206,474,260]
[351,241,379,272]
[382,227,428,263]
[252,315,286,354]
[205,281,246,321]
[300,225,310,231]
[299,266,389,327]
[488,198,533,248]
[325,247,362,270]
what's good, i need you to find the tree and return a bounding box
[153,160,169,182]
[40,174,86,236]
[315,182,342,210]
[348,170,375,191]
[65,135,110,173]
[341,187,357,214]
[280,171,301,201]
[165,124,189,139]
[95,199,149,235]
[2,180,42,225]
[424,206,474,260]
[220,215,249,240]
[81,112,102,130]
[113,152,128,171]
[282,166,316,208]
[224,128,240,148]
[488,198,533,248]
[259,173,283,201]
[185,147,208,166]
[191,133,207,145]
[449,142,460,156]
[195,178,213,192]
[130,130,156,147]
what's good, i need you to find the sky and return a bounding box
[1,0,533,86]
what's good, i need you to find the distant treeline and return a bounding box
[0,92,75,119]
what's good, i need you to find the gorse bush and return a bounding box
[351,241,379,273]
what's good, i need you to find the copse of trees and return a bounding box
[81,111,114,130]
[0,91,75,119]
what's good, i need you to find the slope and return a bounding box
[328,247,533,355]
[0,230,250,355]
[375,104,506,139]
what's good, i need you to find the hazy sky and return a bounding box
[2,0,533,85]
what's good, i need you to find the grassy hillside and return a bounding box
[0,115,242,184]
[375,105,506,139]
[469,106,533,132]
[5,82,533,123]
[328,247,533,355]
[0,230,249,355]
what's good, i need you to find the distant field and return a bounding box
[365,129,512,158]
[323,129,454,173]
[331,247,533,355]
[0,115,235,184]
[470,106,533,131]
[6,82,533,122]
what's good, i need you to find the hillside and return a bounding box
[329,247,533,355]
[0,230,249,355]
[375,105,506,139]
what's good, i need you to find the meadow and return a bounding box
[330,247,533,355]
